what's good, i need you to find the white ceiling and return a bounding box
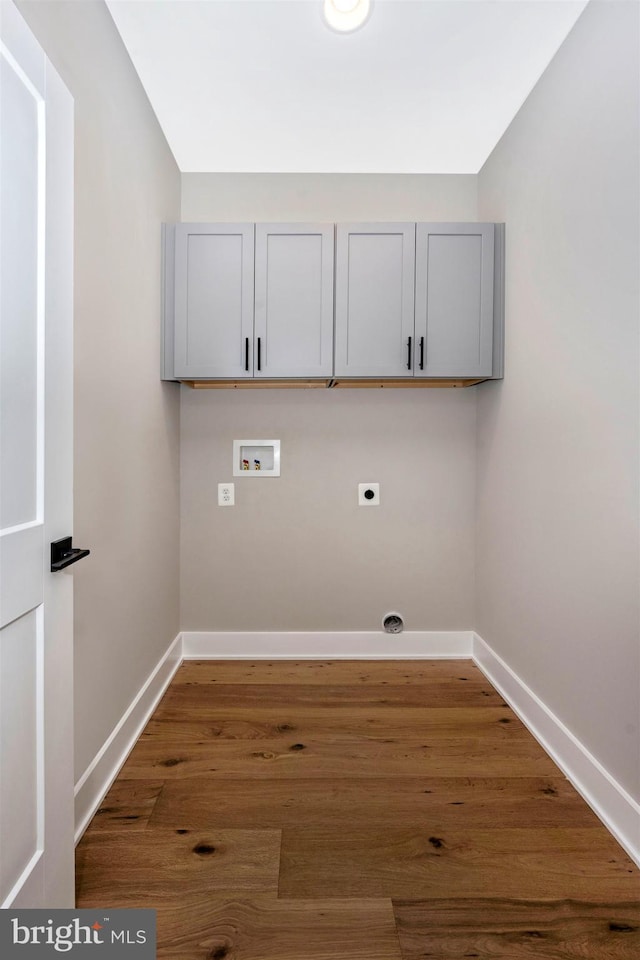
[106,0,588,174]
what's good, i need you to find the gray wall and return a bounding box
[180,175,478,632]
[17,1,182,780]
[476,1,640,800]
[181,173,477,223]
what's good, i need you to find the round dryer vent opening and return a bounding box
[382,613,404,634]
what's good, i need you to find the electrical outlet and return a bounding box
[358,482,380,506]
[218,482,235,506]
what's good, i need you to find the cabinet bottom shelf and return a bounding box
[180,378,488,390]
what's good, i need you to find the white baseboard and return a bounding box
[181,630,474,660]
[73,633,183,843]
[473,633,640,868]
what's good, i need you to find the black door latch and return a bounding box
[50,536,90,572]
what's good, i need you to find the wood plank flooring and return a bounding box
[76,660,640,959]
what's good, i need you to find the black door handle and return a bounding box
[257,337,262,372]
[419,336,425,370]
[407,336,412,370]
[51,536,90,572]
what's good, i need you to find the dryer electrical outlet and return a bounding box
[358,483,380,506]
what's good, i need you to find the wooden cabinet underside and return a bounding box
[180,378,487,389]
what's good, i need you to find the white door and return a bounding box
[0,0,75,907]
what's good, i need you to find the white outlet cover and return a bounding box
[218,482,235,506]
[358,482,380,506]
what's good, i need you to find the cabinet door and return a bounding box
[174,223,254,379]
[334,223,416,378]
[415,223,494,378]
[254,224,334,378]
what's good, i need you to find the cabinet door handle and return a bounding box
[257,337,262,372]
[419,336,425,371]
[407,336,412,371]
[245,337,250,372]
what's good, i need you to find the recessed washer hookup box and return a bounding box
[233,439,281,477]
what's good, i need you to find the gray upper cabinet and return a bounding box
[334,221,498,380]
[334,223,416,378]
[254,223,334,378]
[415,223,495,379]
[172,222,333,380]
[165,220,503,384]
[173,223,254,379]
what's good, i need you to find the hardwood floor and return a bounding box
[76,660,640,958]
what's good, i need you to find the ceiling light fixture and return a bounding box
[323,0,372,34]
